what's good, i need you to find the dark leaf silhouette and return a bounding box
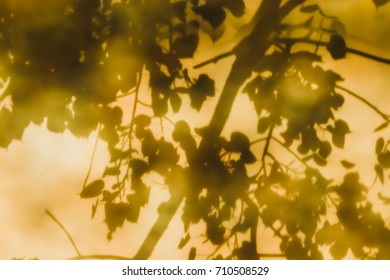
[375,164,385,184]
[193,3,226,29]
[373,0,390,8]
[378,192,390,204]
[330,119,350,148]
[172,34,199,58]
[257,117,271,133]
[223,0,246,17]
[206,216,225,245]
[378,151,390,168]
[189,74,215,110]
[188,247,196,260]
[327,34,347,59]
[0,0,390,261]
[228,132,250,152]
[103,167,121,177]
[340,160,355,169]
[331,20,347,36]
[178,233,191,249]
[318,141,332,159]
[170,92,182,113]
[330,240,349,259]
[80,180,105,198]
[376,137,385,154]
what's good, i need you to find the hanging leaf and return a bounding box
[103,166,121,177]
[376,137,385,154]
[178,233,191,249]
[206,216,225,245]
[134,114,151,127]
[172,120,191,142]
[330,20,346,36]
[340,160,355,169]
[80,180,105,198]
[257,117,271,133]
[378,192,390,204]
[189,74,215,110]
[375,164,384,185]
[378,151,390,168]
[330,240,349,259]
[104,202,128,234]
[223,0,245,18]
[318,141,332,159]
[169,92,182,113]
[313,153,327,166]
[172,34,199,58]
[192,4,226,29]
[372,0,390,8]
[331,120,350,148]
[125,201,141,223]
[130,159,150,176]
[240,150,256,164]
[327,34,347,60]
[228,132,250,152]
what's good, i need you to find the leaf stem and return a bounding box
[82,124,101,188]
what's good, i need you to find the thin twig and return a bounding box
[120,69,144,188]
[250,137,268,146]
[276,37,390,65]
[45,209,81,257]
[129,70,144,148]
[262,125,274,161]
[137,99,152,108]
[336,85,390,123]
[271,136,310,168]
[193,51,234,69]
[82,124,101,188]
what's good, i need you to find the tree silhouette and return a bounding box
[1,0,390,260]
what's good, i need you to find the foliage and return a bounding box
[1,0,390,259]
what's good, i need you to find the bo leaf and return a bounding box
[80,180,105,198]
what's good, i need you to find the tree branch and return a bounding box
[132,0,305,260]
[277,37,390,65]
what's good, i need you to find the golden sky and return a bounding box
[0,0,390,260]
